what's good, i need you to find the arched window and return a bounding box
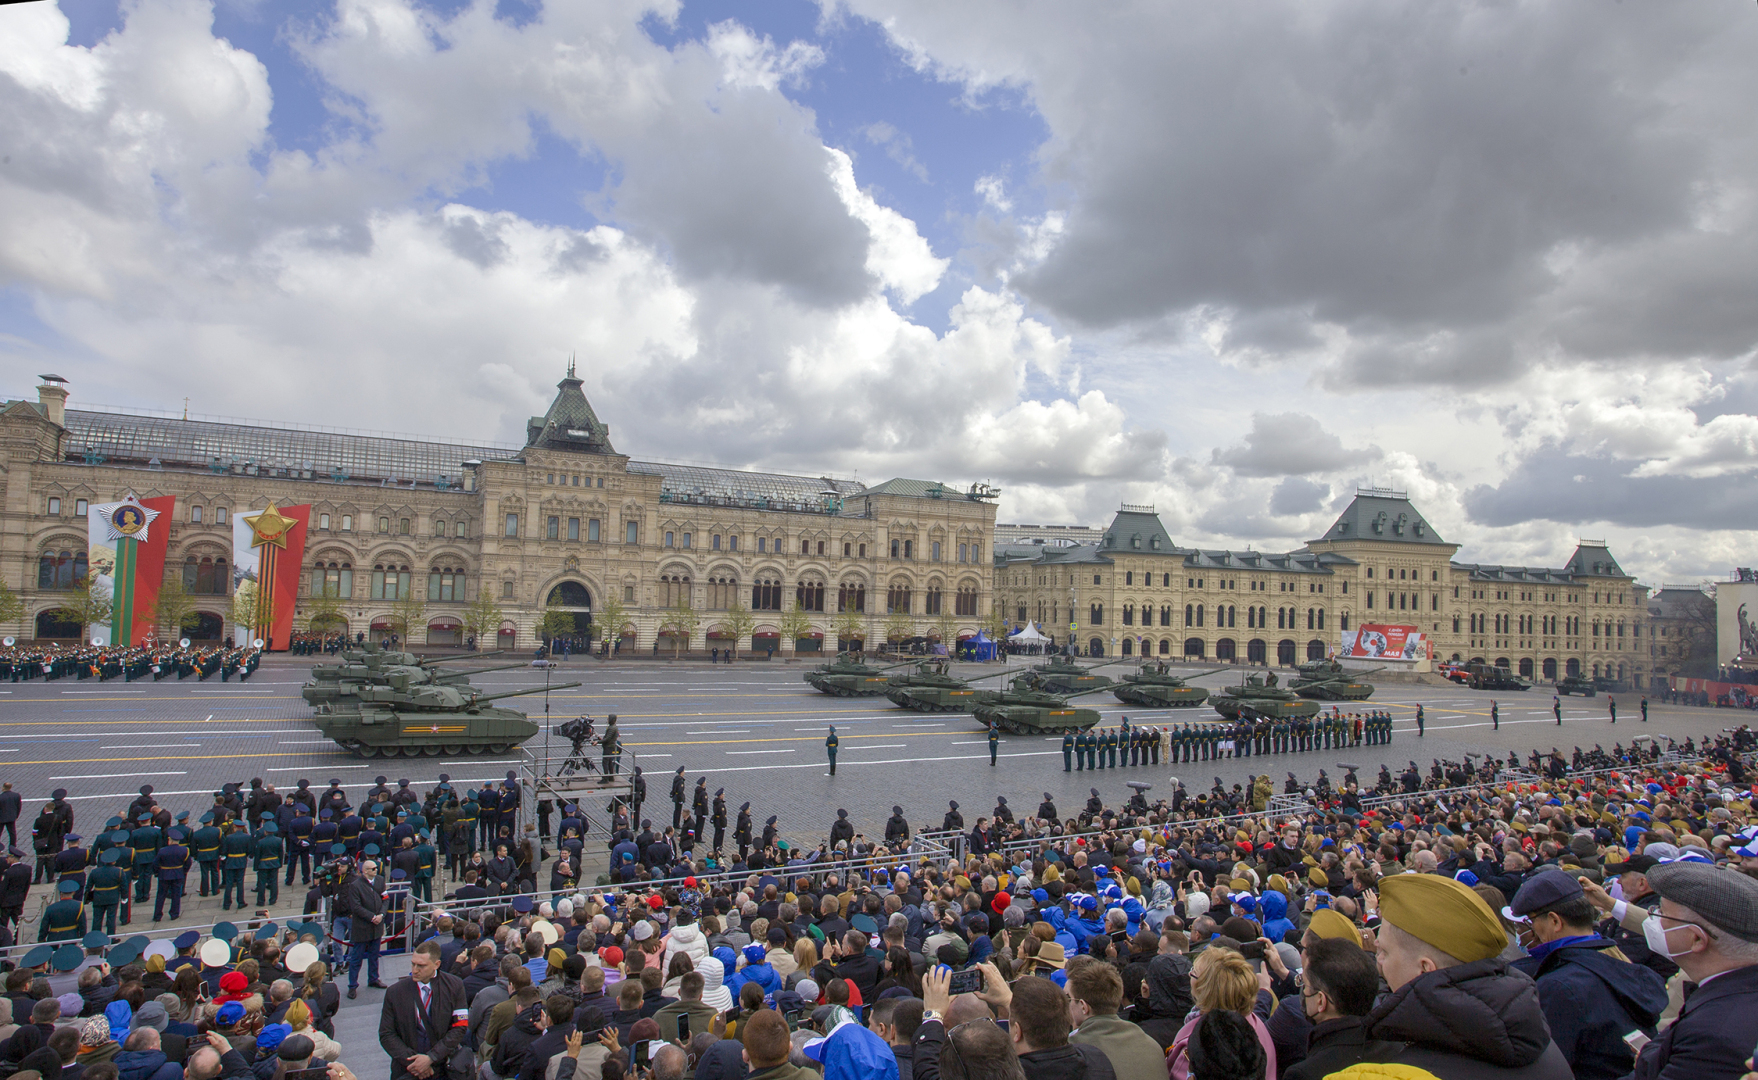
[184,556,230,595]
[886,583,912,614]
[837,583,866,613]
[955,586,978,617]
[707,576,738,610]
[314,562,353,599]
[753,578,783,611]
[427,566,462,602]
[1122,603,1134,626]
[37,550,87,590]
[1090,603,1104,626]
[923,585,942,615]
[372,564,411,600]
[1185,603,1194,627]
[796,579,825,612]
[661,575,691,608]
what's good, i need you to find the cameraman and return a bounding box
[344,858,388,999]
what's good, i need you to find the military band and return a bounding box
[0,643,261,683]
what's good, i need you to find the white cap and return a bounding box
[285,942,320,973]
[199,939,231,967]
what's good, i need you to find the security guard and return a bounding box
[1062,730,1074,772]
[153,827,191,922]
[128,816,162,904]
[253,823,282,906]
[87,849,126,935]
[825,726,839,776]
[987,721,999,766]
[218,822,251,910]
[39,879,85,942]
[412,830,436,904]
[191,812,223,897]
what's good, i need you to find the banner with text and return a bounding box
[1339,623,1430,660]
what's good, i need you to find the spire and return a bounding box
[526,360,615,454]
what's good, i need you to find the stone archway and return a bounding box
[545,581,594,644]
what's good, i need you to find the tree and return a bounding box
[386,590,428,645]
[149,578,202,641]
[936,609,957,655]
[227,579,258,642]
[984,604,1012,645]
[833,608,865,653]
[660,601,700,658]
[719,601,755,659]
[537,598,577,645]
[461,591,504,649]
[596,594,632,650]
[885,610,914,648]
[0,578,23,634]
[53,576,113,642]
[298,584,348,637]
[779,601,812,655]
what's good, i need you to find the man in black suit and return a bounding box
[0,783,21,848]
[344,858,389,998]
[379,940,468,1080]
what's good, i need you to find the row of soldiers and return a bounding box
[1055,708,1399,771]
[0,643,260,682]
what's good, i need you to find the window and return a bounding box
[1340,613,1350,630]
[319,513,331,530]
[753,578,783,611]
[1122,604,1133,626]
[316,562,352,598]
[713,535,722,551]
[931,541,941,561]
[956,587,978,616]
[625,521,639,544]
[661,575,690,607]
[216,507,228,525]
[1094,574,1102,586]
[1366,568,1373,579]
[184,556,230,595]
[378,516,389,533]
[341,515,353,532]
[729,535,738,551]
[37,550,87,589]
[665,531,675,548]
[1366,591,1374,609]
[859,543,866,558]
[372,565,411,600]
[550,516,562,541]
[1126,572,1133,585]
[568,517,580,541]
[837,584,866,613]
[189,504,199,523]
[1090,603,1104,626]
[428,567,461,602]
[797,580,825,612]
[924,586,942,615]
[502,581,514,599]
[906,540,917,559]
[886,583,912,614]
[74,499,87,517]
[890,539,900,558]
[757,537,766,553]
[505,513,519,537]
[547,473,555,484]
[844,542,852,557]
[707,576,738,610]
[588,519,600,543]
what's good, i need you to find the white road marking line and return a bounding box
[688,730,750,735]
[104,743,201,749]
[62,690,146,695]
[725,749,796,755]
[59,771,188,780]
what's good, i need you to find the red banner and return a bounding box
[1667,676,1757,706]
[129,496,177,646]
[265,505,309,651]
[1338,623,1430,660]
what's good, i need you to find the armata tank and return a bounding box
[301,661,530,710]
[312,681,581,757]
[1290,661,1385,702]
[1209,672,1321,721]
[1029,654,1113,694]
[884,662,1017,712]
[1111,663,1224,707]
[804,654,916,697]
[969,678,1116,735]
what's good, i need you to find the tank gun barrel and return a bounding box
[1177,667,1228,680]
[475,682,584,702]
[436,662,532,679]
[1059,682,1123,701]
[419,650,507,665]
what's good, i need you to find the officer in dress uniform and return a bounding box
[284,803,313,886]
[987,721,999,766]
[87,849,125,935]
[153,827,191,922]
[1062,730,1074,771]
[710,790,727,854]
[824,728,839,776]
[1073,728,1087,771]
[253,823,282,906]
[734,802,753,863]
[691,778,708,840]
[52,833,88,898]
[128,814,162,904]
[412,830,436,903]
[39,879,85,942]
[219,821,251,910]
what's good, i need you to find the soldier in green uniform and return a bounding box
[253,823,282,906]
[128,815,161,904]
[218,822,251,910]
[412,830,436,904]
[1061,730,1073,771]
[1094,728,1108,769]
[987,721,999,766]
[191,812,222,897]
[825,725,839,776]
[39,879,85,942]
[87,849,125,935]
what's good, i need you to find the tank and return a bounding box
[1554,675,1596,697]
[1467,664,1533,692]
[1029,654,1113,693]
[1210,672,1321,721]
[804,654,916,697]
[1111,663,1224,708]
[969,679,1117,735]
[884,662,1017,712]
[312,681,582,757]
[301,661,530,710]
[1290,662,1385,701]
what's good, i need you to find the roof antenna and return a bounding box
[567,352,576,379]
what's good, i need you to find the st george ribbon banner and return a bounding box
[232,502,309,650]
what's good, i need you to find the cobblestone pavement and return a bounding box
[0,655,1737,862]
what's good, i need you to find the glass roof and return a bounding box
[632,461,865,515]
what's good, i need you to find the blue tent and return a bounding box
[964,630,998,662]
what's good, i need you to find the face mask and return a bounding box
[1641,915,1698,959]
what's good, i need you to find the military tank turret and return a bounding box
[306,645,505,687]
[1029,654,1114,693]
[804,654,917,697]
[885,663,1020,712]
[1111,663,1225,707]
[1210,672,1321,721]
[302,661,531,710]
[1290,661,1385,702]
[313,680,582,757]
[969,676,1117,735]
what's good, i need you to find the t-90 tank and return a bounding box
[969,679,1116,735]
[1210,672,1321,721]
[804,654,916,697]
[1290,662,1384,701]
[312,681,581,757]
[302,661,530,710]
[1029,654,1114,693]
[1111,663,1224,707]
[884,662,1017,712]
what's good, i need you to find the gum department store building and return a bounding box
[4,374,1650,685]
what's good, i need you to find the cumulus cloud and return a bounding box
[1213,413,1380,478]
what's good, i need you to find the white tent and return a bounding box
[1008,622,1049,643]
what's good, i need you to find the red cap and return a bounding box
[601,946,623,965]
[684,876,697,887]
[219,971,248,993]
[646,895,664,910]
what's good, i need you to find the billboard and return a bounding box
[1717,575,1758,668]
[1339,623,1430,660]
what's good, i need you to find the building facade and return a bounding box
[2,374,998,652]
[995,491,1653,687]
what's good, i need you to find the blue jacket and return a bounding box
[1259,891,1296,944]
[115,1049,184,1080]
[727,958,781,999]
[1512,937,1666,1080]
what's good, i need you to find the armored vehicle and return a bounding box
[312,680,581,757]
[804,654,915,697]
[1466,663,1532,692]
[969,678,1116,735]
[884,662,1017,712]
[307,644,502,682]
[302,661,529,710]
[1290,661,1385,702]
[1554,675,1597,697]
[1111,663,1223,708]
[1029,654,1114,693]
[1210,672,1321,721]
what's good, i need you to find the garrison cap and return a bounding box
[1647,861,1758,943]
[1306,909,1360,942]
[1378,873,1506,964]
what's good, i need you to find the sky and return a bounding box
[3,0,1756,588]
